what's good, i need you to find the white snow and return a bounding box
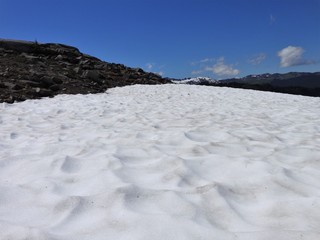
[172,76,217,84]
[1,84,320,240]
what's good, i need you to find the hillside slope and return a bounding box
[0,39,169,103]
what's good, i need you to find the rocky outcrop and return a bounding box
[0,39,170,103]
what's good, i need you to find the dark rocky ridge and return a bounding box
[0,39,170,103]
[173,72,320,97]
[222,72,320,89]
[218,72,320,97]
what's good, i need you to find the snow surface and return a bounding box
[1,84,320,240]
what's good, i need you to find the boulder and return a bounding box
[50,84,61,91]
[82,70,101,81]
[52,77,63,84]
[40,76,54,87]
[12,84,23,90]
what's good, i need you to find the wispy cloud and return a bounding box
[191,70,204,75]
[249,53,266,65]
[277,46,315,67]
[191,58,214,66]
[269,14,276,25]
[199,58,213,63]
[146,63,153,70]
[192,57,240,77]
[155,71,164,76]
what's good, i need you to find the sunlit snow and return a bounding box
[1,84,320,240]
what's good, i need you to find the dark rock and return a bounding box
[15,95,27,102]
[12,84,23,90]
[5,96,15,104]
[0,39,35,53]
[82,70,100,81]
[0,38,170,103]
[52,77,63,84]
[79,59,90,66]
[94,64,105,69]
[30,88,53,97]
[134,68,144,73]
[18,80,42,87]
[50,84,61,91]
[129,74,138,80]
[55,55,64,60]
[73,67,81,74]
[40,76,54,87]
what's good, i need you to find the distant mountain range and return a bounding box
[172,72,320,97]
[171,77,218,85]
[223,72,320,89]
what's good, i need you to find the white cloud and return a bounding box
[206,57,240,77]
[191,58,214,66]
[199,58,212,63]
[277,46,313,67]
[191,57,240,77]
[155,71,164,76]
[191,70,204,75]
[146,63,153,70]
[249,53,266,65]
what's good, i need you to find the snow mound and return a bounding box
[1,84,320,240]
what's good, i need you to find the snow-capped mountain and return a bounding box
[172,77,218,85]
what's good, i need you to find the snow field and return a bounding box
[0,84,320,240]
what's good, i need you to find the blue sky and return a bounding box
[1,0,319,79]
